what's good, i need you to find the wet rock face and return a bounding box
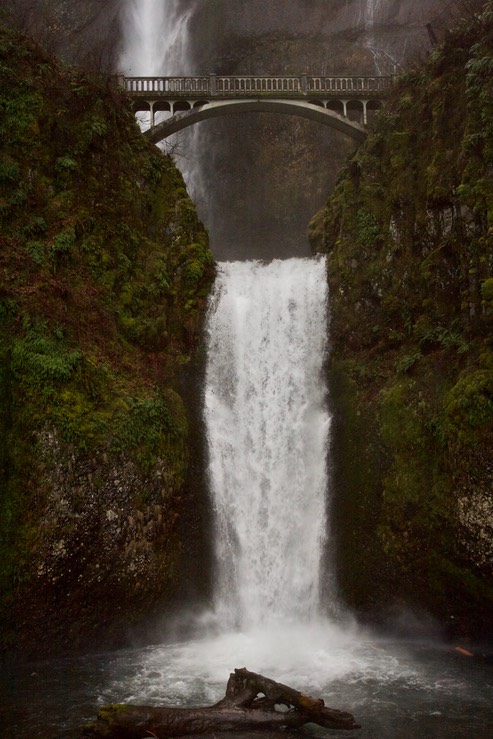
[12,429,183,659]
[35,430,177,589]
[311,8,493,637]
[188,0,445,48]
[0,21,214,660]
[1,0,123,70]
[456,446,493,570]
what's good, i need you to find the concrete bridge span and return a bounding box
[121,74,391,143]
[145,99,367,144]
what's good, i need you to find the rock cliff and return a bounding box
[311,5,493,637]
[0,24,214,659]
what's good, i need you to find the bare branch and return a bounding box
[82,667,361,737]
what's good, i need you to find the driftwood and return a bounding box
[81,667,360,737]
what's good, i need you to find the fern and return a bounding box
[11,324,83,388]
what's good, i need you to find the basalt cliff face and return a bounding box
[311,7,493,637]
[0,24,214,660]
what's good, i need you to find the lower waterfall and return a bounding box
[5,263,493,738]
[204,258,331,629]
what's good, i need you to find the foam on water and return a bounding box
[96,620,490,730]
[99,621,419,706]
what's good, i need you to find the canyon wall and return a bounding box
[0,22,214,659]
[311,5,493,637]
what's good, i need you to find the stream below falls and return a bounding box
[2,625,493,737]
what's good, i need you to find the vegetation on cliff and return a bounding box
[311,7,493,636]
[0,24,214,658]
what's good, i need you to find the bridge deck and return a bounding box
[122,74,392,99]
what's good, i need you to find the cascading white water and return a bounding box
[120,1,207,219]
[358,0,402,74]
[120,0,192,77]
[363,0,383,29]
[204,257,331,630]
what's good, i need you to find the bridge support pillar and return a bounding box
[361,99,368,125]
[341,99,348,118]
[148,101,155,128]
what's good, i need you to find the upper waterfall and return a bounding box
[120,0,193,76]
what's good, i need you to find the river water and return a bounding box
[2,258,492,736]
[2,625,493,736]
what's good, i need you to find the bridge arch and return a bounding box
[145,99,367,145]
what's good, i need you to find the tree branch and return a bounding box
[81,667,361,737]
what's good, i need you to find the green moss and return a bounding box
[328,357,389,607]
[355,208,382,248]
[445,369,493,440]
[98,704,130,720]
[313,9,493,632]
[11,322,83,387]
[0,21,215,655]
[82,705,131,738]
[111,391,188,476]
[481,277,493,302]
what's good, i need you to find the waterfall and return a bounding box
[204,257,331,630]
[120,0,194,139]
[363,0,382,29]
[120,0,206,222]
[120,0,193,77]
[359,0,402,74]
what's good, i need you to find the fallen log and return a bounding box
[81,667,361,737]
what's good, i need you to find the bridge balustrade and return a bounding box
[123,75,392,98]
[216,76,302,93]
[124,76,209,94]
[308,76,393,93]
[170,76,209,92]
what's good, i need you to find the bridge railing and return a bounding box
[123,75,392,97]
[216,76,302,93]
[124,76,210,94]
[308,76,392,93]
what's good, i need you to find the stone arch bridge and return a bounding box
[121,74,392,144]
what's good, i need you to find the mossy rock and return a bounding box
[0,22,215,660]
